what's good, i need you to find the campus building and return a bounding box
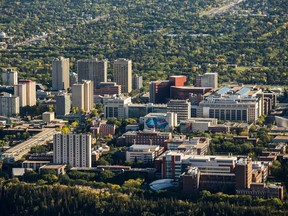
[53,133,92,168]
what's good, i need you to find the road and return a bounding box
[1,128,58,163]
[201,0,244,17]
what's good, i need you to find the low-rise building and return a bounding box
[117,130,172,146]
[236,183,284,201]
[126,144,164,164]
[140,112,178,131]
[103,94,131,119]
[95,82,121,96]
[42,112,55,124]
[164,136,210,155]
[22,160,50,170]
[128,103,167,118]
[39,164,67,176]
[90,120,115,137]
[179,118,217,133]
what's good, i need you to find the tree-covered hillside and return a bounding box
[0,0,287,86]
[0,181,287,216]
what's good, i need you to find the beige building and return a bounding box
[0,93,19,117]
[53,133,92,168]
[126,144,164,164]
[167,99,191,124]
[52,57,70,90]
[42,112,55,123]
[14,80,36,107]
[72,80,94,113]
[113,59,132,93]
[14,83,26,107]
[77,59,108,91]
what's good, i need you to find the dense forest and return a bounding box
[0,181,286,216]
[0,0,287,88]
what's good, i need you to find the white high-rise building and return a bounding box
[2,69,18,85]
[53,133,92,168]
[0,93,19,117]
[113,59,132,93]
[52,57,70,90]
[72,80,94,113]
[14,80,36,107]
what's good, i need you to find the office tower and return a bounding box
[52,57,70,90]
[113,59,132,93]
[196,72,218,88]
[132,74,143,90]
[14,80,36,107]
[0,93,19,117]
[167,99,191,124]
[77,59,107,90]
[14,83,26,107]
[2,69,18,85]
[53,133,92,168]
[72,80,94,113]
[235,157,252,189]
[56,93,71,117]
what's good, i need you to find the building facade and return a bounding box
[113,59,132,93]
[52,57,70,90]
[128,103,167,118]
[56,93,71,117]
[77,59,108,90]
[53,133,92,168]
[2,69,17,85]
[0,93,19,117]
[95,82,121,96]
[72,80,94,113]
[197,86,264,123]
[103,95,131,119]
[132,74,143,90]
[196,72,218,88]
[140,112,178,131]
[14,83,26,107]
[126,144,164,164]
[14,80,36,106]
[167,99,191,123]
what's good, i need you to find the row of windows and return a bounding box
[209,109,248,121]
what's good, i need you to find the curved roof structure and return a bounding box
[149,179,174,191]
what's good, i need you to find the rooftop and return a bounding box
[40,164,67,169]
